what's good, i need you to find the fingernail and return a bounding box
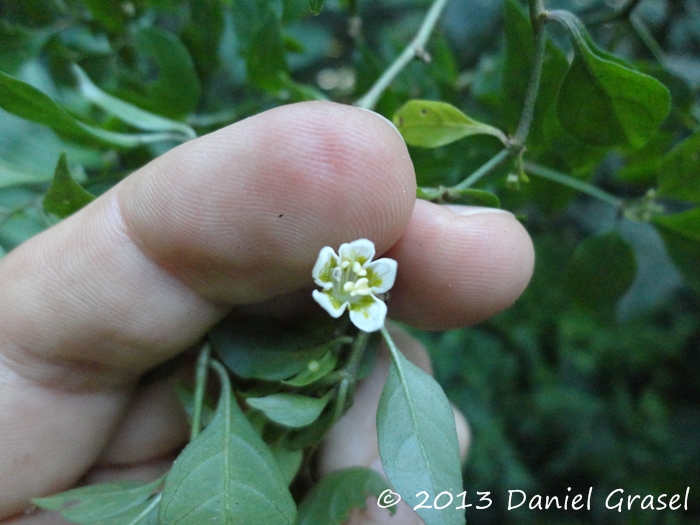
[443,205,514,217]
[356,107,405,142]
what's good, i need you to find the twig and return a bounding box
[523,162,624,208]
[512,0,549,148]
[453,149,510,190]
[354,0,450,110]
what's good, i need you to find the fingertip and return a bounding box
[387,201,534,330]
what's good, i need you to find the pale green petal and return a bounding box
[312,246,339,288]
[338,238,375,265]
[366,257,398,293]
[349,295,387,332]
[312,289,347,318]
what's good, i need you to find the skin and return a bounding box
[0,101,534,524]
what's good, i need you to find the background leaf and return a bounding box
[72,65,196,139]
[657,132,700,203]
[159,361,296,525]
[42,153,95,219]
[565,231,637,309]
[393,100,507,148]
[296,467,395,525]
[554,13,671,148]
[377,346,464,525]
[653,208,700,294]
[309,0,324,16]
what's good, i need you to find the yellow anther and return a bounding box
[343,281,354,292]
[352,261,367,276]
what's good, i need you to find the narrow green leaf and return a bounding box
[72,65,196,139]
[209,315,338,381]
[658,132,700,203]
[296,467,395,525]
[0,71,192,148]
[377,329,464,525]
[653,208,700,294]
[393,100,507,148]
[247,392,331,428]
[309,0,324,15]
[282,350,338,386]
[553,11,671,148]
[565,231,637,309]
[159,361,296,525]
[42,153,95,219]
[33,478,163,523]
[0,158,51,188]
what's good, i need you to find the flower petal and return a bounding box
[312,289,347,318]
[349,295,387,332]
[366,257,398,293]
[338,238,375,265]
[312,246,339,288]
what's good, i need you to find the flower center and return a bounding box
[330,257,373,299]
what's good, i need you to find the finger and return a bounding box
[0,101,415,517]
[317,324,470,525]
[385,202,534,330]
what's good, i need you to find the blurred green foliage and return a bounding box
[1,0,699,523]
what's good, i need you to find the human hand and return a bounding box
[0,102,533,524]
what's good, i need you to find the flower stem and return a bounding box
[355,0,449,110]
[523,162,624,209]
[190,343,211,441]
[453,149,511,190]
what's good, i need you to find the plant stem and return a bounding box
[354,0,449,110]
[512,0,549,147]
[453,148,510,190]
[523,162,624,208]
[190,343,211,441]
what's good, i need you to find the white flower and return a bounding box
[312,239,397,333]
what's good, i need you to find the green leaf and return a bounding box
[553,11,671,148]
[653,208,700,294]
[393,100,507,148]
[33,478,163,523]
[159,361,296,525]
[72,65,196,139]
[269,445,303,486]
[232,0,287,92]
[42,153,95,219]
[82,0,129,33]
[0,158,51,188]
[377,334,464,525]
[209,315,339,381]
[309,0,324,15]
[296,467,395,525]
[657,132,700,203]
[565,231,637,309]
[0,70,192,148]
[247,392,331,428]
[131,27,202,118]
[282,349,338,386]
